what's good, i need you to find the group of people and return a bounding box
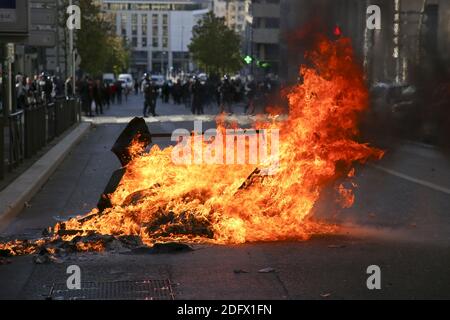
[13,70,280,119]
[14,72,72,109]
[137,75,279,117]
[78,77,129,116]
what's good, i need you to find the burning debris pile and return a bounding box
[0,36,383,259]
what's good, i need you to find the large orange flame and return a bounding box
[61,36,382,245]
[0,36,383,255]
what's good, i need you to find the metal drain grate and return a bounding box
[46,279,174,300]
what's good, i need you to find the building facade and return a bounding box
[12,0,76,80]
[249,0,281,76]
[102,0,210,77]
[213,0,249,35]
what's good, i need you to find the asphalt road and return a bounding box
[1,94,449,300]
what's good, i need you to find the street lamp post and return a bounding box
[69,0,76,96]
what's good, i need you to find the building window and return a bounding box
[152,37,159,48]
[162,37,168,48]
[121,13,127,36]
[162,25,168,37]
[162,14,168,25]
[131,14,138,34]
[142,14,147,35]
[265,18,280,28]
[152,14,158,25]
[142,14,148,47]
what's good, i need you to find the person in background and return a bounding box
[115,79,123,104]
[124,84,130,103]
[65,77,73,98]
[134,78,139,95]
[245,79,256,115]
[79,77,91,116]
[191,78,205,115]
[26,77,36,106]
[103,82,111,109]
[94,79,103,115]
[38,72,53,104]
[15,74,27,109]
[220,76,235,114]
[162,81,170,103]
[172,80,182,104]
[182,80,192,110]
[141,73,158,117]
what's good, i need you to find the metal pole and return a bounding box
[56,0,60,78]
[5,43,13,117]
[69,0,76,96]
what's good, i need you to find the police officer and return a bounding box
[141,73,158,117]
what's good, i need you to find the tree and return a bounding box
[75,0,130,76]
[104,36,131,75]
[189,12,242,75]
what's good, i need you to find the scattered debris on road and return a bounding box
[129,242,193,254]
[258,267,276,273]
[233,269,249,274]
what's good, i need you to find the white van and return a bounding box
[151,75,165,88]
[102,73,116,85]
[118,74,134,90]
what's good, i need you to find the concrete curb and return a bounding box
[0,122,91,230]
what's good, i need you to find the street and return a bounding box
[1,95,449,300]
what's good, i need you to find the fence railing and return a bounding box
[8,110,24,171]
[25,104,46,158]
[0,97,81,182]
[0,116,4,180]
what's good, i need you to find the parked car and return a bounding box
[118,74,134,90]
[151,75,165,88]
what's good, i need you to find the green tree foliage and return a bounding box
[189,12,242,75]
[104,36,131,76]
[76,0,130,76]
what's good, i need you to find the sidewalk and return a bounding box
[0,122,91,231]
